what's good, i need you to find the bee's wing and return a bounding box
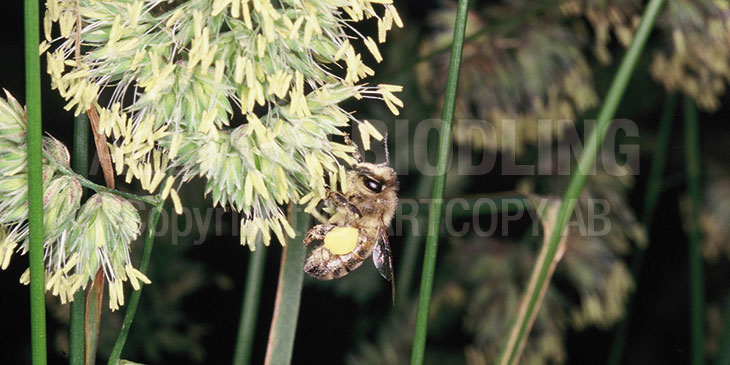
[373,221,396,303]
[373,232,392,281]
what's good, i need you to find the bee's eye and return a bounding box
[362,176,384,193]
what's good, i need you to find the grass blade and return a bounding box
[107,203,164,365]
[684,96,704,365]
[233,239,268,365]
[264,205,311,364]
[24,0,47,363]
[409,0,470,362]
[498,0,667,363]
[607,92,676,365]
[500,197,569,365]
[715,293,730,365]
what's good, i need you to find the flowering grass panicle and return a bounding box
[650,0,730,111]
[417,6,597,155]
[44,0,404,250]
[556,0,730,111]
[560,0,642,64]
[691,165,730,263]
[0,91,147,309]
[66,192,146,311]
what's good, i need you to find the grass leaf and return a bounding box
[264,205,311,364]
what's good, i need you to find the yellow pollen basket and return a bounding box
[324,227,359,255]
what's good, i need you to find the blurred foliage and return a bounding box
[560,0,642,64]
[347,145,644,363]
[417,4,598,155]
[651,0,730,111]
[695,164,730,263]
[313,0,730,363]
[417,0,730,157]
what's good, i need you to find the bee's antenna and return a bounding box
[383,132,390,165]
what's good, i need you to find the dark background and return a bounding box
[2,1,729,364]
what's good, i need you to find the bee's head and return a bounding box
[352,162,398,195]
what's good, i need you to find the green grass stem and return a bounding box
[715,294,730,365]
[264,205,311,365]
[409,0,470,362]
[42,152,159,206]
[107,203,164,365]
[684,96,704,365]
[233,239,268,365]
[24,0,47,363]
[70,112,90,364]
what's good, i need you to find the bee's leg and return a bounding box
[327,190,362,217]
[344,134,363,163]
[304,224,335,245]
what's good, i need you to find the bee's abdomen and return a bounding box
[304,240,374,280]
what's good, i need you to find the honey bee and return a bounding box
[303,135,398,301]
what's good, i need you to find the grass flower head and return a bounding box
[44,0,404,251]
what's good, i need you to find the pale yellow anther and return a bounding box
[244,172,254,207]
[130,49,145,71]
[289,17,304,39]
[141,162,152,191]
[59,11,74,38]
[251,171,270,200]
[200,109,216,133]
[363,36,383,63]
[358,123,371,150]
[279,215,296,238]
[148,169,165,193]
[211,0,232,16]
[231,0,240,17]
[235,55,245,84]
[161,177,174,200]
[193,10,203,37]
[275,166,288,201]
[170,188,183,215]
[200,45,218,74]
[389,6,404,28]
[214,58,225,83]
[165,8,183,27]
[257,34,266,58]
[335,40,350,61]
[108,15,123,47]
[128,1,143,28]
[339,164,349,193]
[378,18,387,43]
[39,41,50,55]
[242,0,252,29]
[168,133,183,160]
[363,120,384,141]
